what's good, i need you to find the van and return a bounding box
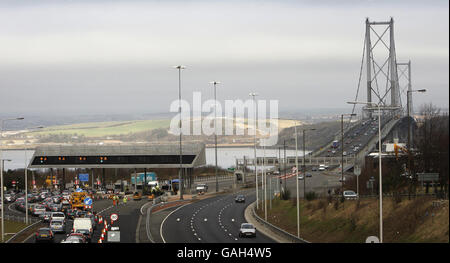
[73,218,93,235]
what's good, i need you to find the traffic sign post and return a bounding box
[84,197,92,206]
[110,213,118,222]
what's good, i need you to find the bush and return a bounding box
[305,191,317,201]
[316,200,326,210]
[334,200,339,210]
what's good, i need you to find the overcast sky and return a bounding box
[0,0,448,116]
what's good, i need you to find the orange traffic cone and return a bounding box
[98,237,102,243]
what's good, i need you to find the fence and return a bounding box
[0,214,40,224]
[251,203,309,243]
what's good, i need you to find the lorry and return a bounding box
[70,192,87,210]
[196,184,208,195]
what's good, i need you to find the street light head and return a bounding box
[173,65,186,69]
[16,118,24,120]
[417,89,426,93]
[249,92,258,97]
[209,81,221,85]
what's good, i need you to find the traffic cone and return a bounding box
[100,232,105,241]
[98,237,102,243]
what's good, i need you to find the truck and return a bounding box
[70,192,87,210]
[196,184,208,195]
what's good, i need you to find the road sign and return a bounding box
[366,236,380,243]
[75,188,83,192]
[84,197,92,206]
[110,213,119,222]
[79,173,89,182]
[417,173,439,182]
[107,231,120,242]
[354,165,361,176]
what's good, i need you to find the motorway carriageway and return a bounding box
[161,190,274,243]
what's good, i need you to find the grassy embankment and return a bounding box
[256,196,449,243]
[27,119,171,137]
[0,220,28,243]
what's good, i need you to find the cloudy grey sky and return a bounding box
[0,0,448,116]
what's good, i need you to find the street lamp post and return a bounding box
[249,92,258,209]
[347,102,399,243]
[341,114,356,195]
[407,89,426,196]
[263,141,267,220]
[1,159,12,242]
[302,128,316,198]
[24,126,44,224]
[283,140,287,193]
[210,81,221,193]
[174,65,186,200]
[1,117,24,241]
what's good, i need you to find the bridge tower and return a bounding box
[360,18,403,118]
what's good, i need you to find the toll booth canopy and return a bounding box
[28,143,206,169]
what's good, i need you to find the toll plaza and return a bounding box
[27,143,206,192]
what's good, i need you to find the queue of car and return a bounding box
[7,188,100,243]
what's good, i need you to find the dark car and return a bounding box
[235,195,245,203]
[305,173,312,178]
[35,228,54,243]
[66,209,77,219]
[311,167,318,171]
[76,210,88,218]
[39,211,53,223]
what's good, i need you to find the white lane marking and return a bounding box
[160,202,192,243]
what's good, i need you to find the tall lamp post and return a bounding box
[1,117,24,242]
[302,128,316,198]
[278,118,315,238]
[1,159,11,242]
[174,65,186,200]
[24,126,44,224]
[210,81,221,193]
[340,113,356,195]
[407,89,426,196]
[249,92,258,209]
[347,101,399,243]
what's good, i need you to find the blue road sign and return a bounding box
[75,188,83,192]
[79,173,89,182]
[84,197,92,206]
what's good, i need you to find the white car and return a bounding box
[297,174,304,180]
[61,236,84,243]
[343,190,358,200]
[50,219,66,234]
[51,212,66,222]
[239,223,256,238]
